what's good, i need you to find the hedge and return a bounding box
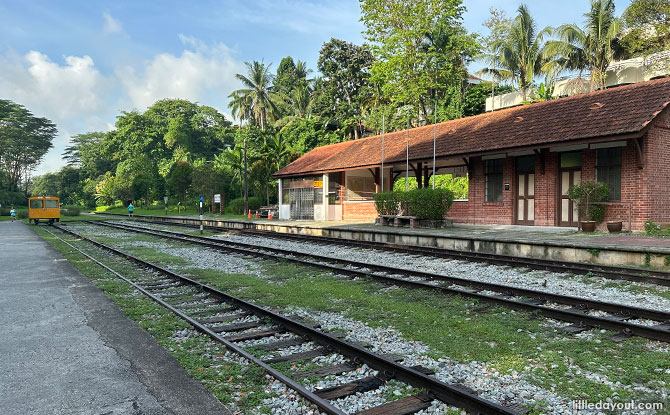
[374,188,454,220]
[373,191,401,216]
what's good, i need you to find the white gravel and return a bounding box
[211,232,670,312]
[283,306,669,415]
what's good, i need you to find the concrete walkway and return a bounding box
[0,221,231,415]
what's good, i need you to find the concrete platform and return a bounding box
[0,221,231,415]
[95,212,670,269]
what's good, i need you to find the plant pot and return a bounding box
[607,220,623,233]
[580,221,596,232]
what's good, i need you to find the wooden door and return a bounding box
[559,169,581,227]
[516,173,535,225]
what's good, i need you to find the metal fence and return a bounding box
[289,188,314,220]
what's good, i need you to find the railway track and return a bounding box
[88,220,670,343]
[93,212,670,287]
[47,224,522,415]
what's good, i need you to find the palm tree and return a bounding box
[214,147,244,197]
[229,61,279,130]
[227,90,253,128]
[481,5,551,101]
[543,0,620,91]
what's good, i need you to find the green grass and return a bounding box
[37,224,670,412]
[33,226,276,412]
[98,205,248,220]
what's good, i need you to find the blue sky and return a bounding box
[0,0,628,174]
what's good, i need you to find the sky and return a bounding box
[0,0,629,175]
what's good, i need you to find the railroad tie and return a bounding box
[263,348,327,364]
[210,321,262,333]
[224,328,284,342]
[352,391,433,415]
[253,338,306,351]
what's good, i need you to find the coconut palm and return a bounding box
[229,61,279,130]
[480,5,551,101]
[227,90,253,128]
[543,0,620,90]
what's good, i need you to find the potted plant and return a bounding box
[606,220,623,233]
[567,180,609,232]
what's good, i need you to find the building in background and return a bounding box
[274,78,670,230]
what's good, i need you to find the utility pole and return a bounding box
[243,134,248,216]
[405,106,409,192]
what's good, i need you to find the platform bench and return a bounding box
[393,215,419,228]
[378,215,396,226]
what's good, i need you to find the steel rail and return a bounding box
[51,224,520,415]
[90,220,670,343]
[44,227,347,415]
[91,212,670,287]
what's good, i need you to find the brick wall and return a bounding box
[645,107,670,225]
[342,201,378,221]
[447,156,516,225]
[332,108,670,230]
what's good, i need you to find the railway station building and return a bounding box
[273,78,670,230]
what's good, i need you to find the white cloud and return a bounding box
[0,50,114,174]
[117,36,243,111]
[0,50,107,119]
[103,12,124,34]
[0,36,243,175]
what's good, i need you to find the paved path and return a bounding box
[0,221,231,415]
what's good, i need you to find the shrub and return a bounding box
[62,207,81,216]
[404,188,455,220]
[227,196,263,215]
[567,180,609,223]
[644,220,670,236]
[18,211,28,219]
[373,191,401,216]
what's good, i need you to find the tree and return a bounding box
[62,131,112,180]
[0,99,56,192]
[618,0,670,57]
[483,5,551,101]
[229,61,279,130]
[479,8,514,103]
[190,162,226,209]
[167,161,193,202]
[544,0,621,90]
[360,0,477,121]
[313,38,374,140]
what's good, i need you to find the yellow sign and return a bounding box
[314,180,323,188]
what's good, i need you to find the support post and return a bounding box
[199,196,203,235]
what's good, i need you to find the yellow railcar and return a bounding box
[28,196,61,225]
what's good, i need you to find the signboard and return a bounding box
[163,196,168,203]
[214,194,221,203]
[313,180,323,188]
[199,195,204,202]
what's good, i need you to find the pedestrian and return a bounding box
[128,202,134,217]
[10,207,16,222]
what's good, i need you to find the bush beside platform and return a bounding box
[374,188,454,228]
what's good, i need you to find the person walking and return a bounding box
[10,207,16,222]
[128,202,134,218]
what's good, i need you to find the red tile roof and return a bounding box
[274,78,670,178]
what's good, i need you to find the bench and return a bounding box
[394,215,419,228]
[378,215,418,228]
[258,205,278,219]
